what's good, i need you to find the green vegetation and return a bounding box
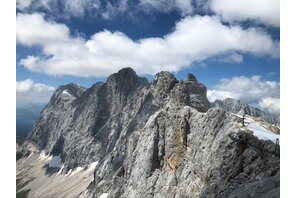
[16,189,30,198]
[16,176,34,198]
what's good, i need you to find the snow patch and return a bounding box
[146,111,161,126]
[56,165,65,175]
[247,122,280,144]
[83,161,99,175]
[65,169,73,177]
[38,150,47,160]
[230,112,243,118]
[99,193,109,198]
[37,150,52,162]
[61,90,72,97]
[48,155,63,168]
[244,116,280,144]
[70,167,84,176]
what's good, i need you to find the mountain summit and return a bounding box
[17,68,279,198]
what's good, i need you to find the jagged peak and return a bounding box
[153,71,177,82]
[106,67,148,86]
[107,67,137,81]
[19,67,279,197]
[90,82,104,89]
[57,83,85,92]
[186,73,198,82]
[118,67,137,75]
[151,71,178,90]
[54,83,86,99]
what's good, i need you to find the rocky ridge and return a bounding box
[18,68,280,198]
[211,98,279,126]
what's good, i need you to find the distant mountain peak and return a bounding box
[211,98,279,125]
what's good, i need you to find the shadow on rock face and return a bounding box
[42,164,60,176]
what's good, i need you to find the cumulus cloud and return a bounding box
[16,13,70,47]
[16,79,55,105]
[17,13,279,77]
[210,0,280,27]
[258,97,280,114]
[207,75,280,114]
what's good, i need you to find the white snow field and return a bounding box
[239,114,280,144]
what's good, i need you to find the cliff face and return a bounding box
[91,104,279,198]
[19,68,279,198]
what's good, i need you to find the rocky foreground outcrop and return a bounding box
[18,68,279,198]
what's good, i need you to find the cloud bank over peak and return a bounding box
[207,75,280,114]
[16,79,55,106]
[17,13,279,78]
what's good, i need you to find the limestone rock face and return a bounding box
[92,107,279,198]
[151,71,178,107]
[21,68,279,198]
[184,73,209,112]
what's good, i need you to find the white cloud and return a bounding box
[259,97,280,114]
[210,0,280,27]
[16,79,55,105]
[207,75,280,114]
[208,90,239,102]
[16,13,70,47]
[17,13,279,78]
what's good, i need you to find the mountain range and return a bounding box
[16,68,280,198]
[211,98,280,126]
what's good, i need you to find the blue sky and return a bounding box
[16,0,280,114]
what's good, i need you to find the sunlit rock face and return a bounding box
[19,68,279,198]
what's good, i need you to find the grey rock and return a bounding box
[217,174,280,198]
[20,68,279,198]
[151,71,178,107]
